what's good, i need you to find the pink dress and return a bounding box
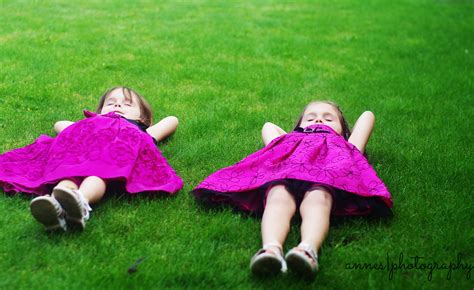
[192,124,392,216]
[0,111,183,195]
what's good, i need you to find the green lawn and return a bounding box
[0,0,472,289]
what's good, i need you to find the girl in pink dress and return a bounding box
[192,101,392,279]
[0,87,183,231]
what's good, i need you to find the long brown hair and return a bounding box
[95,87,153,126]
[294,100,351,140]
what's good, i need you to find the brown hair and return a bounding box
[294,100,351,140]
[95,87,153,126]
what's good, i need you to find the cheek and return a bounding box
[334,123,343,134]
[133,108,142,117]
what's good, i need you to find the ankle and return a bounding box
[295,242,318,263]
[262,242,283,255]
[74,190,92,212]
[298,241,317,251]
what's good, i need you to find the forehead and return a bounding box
[105,88,135,102]
[304,102,339,116]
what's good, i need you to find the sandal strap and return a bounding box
[260,242,287,272]
[47,196,65,216]
[262,242,283,253]
[296,242,318,262]
[73,189,92,220]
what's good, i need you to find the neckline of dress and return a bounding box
[296,123,337,133]
[83,110,147,127]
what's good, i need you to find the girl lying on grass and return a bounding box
[0,87,183,231]
[192,100,392,279]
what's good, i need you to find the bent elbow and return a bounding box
[53,122,63,133]
[262,122,274,131]
[363,111,375,119]
[167,116,179,127]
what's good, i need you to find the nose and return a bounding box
[114,104,121,107]
[315,118,322,123]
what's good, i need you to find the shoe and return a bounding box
[285,243,319,279]
[250,243,287,276]
[30,196,67,231]
[53,187,91,230]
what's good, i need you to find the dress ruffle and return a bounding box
[192,124,392,216]
[0,111,183,195]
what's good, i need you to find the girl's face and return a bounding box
[300,102,343,134]
[100,88,142,120]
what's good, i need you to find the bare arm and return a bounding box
[262,122,287,146]
[54,121,75,134]
[146,116,179,142]
[348,111,375,154]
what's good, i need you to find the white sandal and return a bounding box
[30,195,67,231]
[285,242,319,278]
[53,187,92,230]
[250,242,287,276]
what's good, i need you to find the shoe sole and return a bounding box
[30,197,66,231]
[286,252,316,280]
[250,254,283,276]
[53,188,85,230]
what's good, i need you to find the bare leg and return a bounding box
[78,176,106,204]
[251,184,296,275]
[261,184,297,252]
[56,179,79,191]
[284,188,333,277]
[299,188,333,251]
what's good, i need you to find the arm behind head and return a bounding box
[262,122,287,146]
[54,121,75,134]
[347,111,375,154]
[146,116,179,142]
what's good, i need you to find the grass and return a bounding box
[0,0,473,289]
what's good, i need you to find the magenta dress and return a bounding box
[0,111,183,196]
[192,124,392,216]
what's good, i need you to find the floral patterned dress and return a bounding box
[0,111,183,195]
[192,124,392,216]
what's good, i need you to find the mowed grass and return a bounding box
[0,0,472,289]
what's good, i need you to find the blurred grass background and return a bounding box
[0,0,472,289]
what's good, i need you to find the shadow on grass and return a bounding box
[2,187,179,242]
[191,189,393,222]
[191,189,394,263]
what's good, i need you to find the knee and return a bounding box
[88,176,105,183]
[302,188,333,209]
[82,176,107,189]
[266,185,296,209]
